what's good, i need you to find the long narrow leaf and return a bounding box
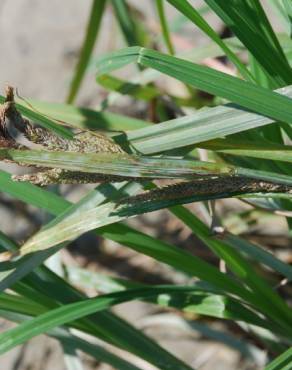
[96,47,292,126]
[156,0,175,55]
[66,267,274,329]
[205,0,292,86]
[2,146,292,188]
[0,211,196,370]
[0,171,68,214]
[0,148,234,178]
[0,172,254,303]
[0,285,255,356]
[166,0,253,81]
[0,285,271,333]
[225,234,292,281]
[0,309,148,370]
[66,0,107,103]
[24,99,148,131]
[169,206,292,330]
[111,0,140,47]
[26,86,292,155]
[265,347,292,370]
[125,85,292,154]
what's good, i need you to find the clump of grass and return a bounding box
[0,1,292,369]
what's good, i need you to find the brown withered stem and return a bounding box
[5,85,14,103]
[0,86,21,148]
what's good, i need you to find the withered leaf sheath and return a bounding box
[0,87,22,149]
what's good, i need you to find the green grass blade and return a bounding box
[0,282,272,333]
[0,182,129,292]
[27,85,292,155]
[265,347,292,370]
[201,144,292,164]
[269,1,291,36]
[0,308,146,370]
[125,86,292,154]
[1,156,290,330]
[19,85,292,158]
[97,73,195,108]
[17,86,292,157]
[12,179,291,281]
[0,286,202,370]
[233,167,292,186]
[0,171,68,214]
[98,224,253,301]
[0,178,254,325]
[205,0,292,86]
[97,74,161,101]
[63,345,84,370]
[67,267,274,329]
[96,47,292,126]
[94,33,292,108]
[66,0,107,103]
[29,86,292,157]
[0,284,288,359]
[0,301,145,370]
[56,332,144,370]
[2,146,292,188]
[0,148,234,178]
[24,99,148,131]
[111,0,140,46]
[283,0,292,38]
[2,170,292,336]
[0,173,254,302]
[169,206,292,328]
[0,293,48,316]
[225,234,292,281]
[198,138,292,163]
[156,0,175,55]
[166,0,253,81]
[249,52,277,90]
[0,226,197,370]
[16,211,251,300]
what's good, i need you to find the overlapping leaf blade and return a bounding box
[204,0,292,86]
[0,285,265,357]
[21,86,292,156]
[0,207,197,370]
[95,47,292,126]
[166,0,253,80]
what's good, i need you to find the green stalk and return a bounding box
[156,0,175,55]
[66,0,107,103]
